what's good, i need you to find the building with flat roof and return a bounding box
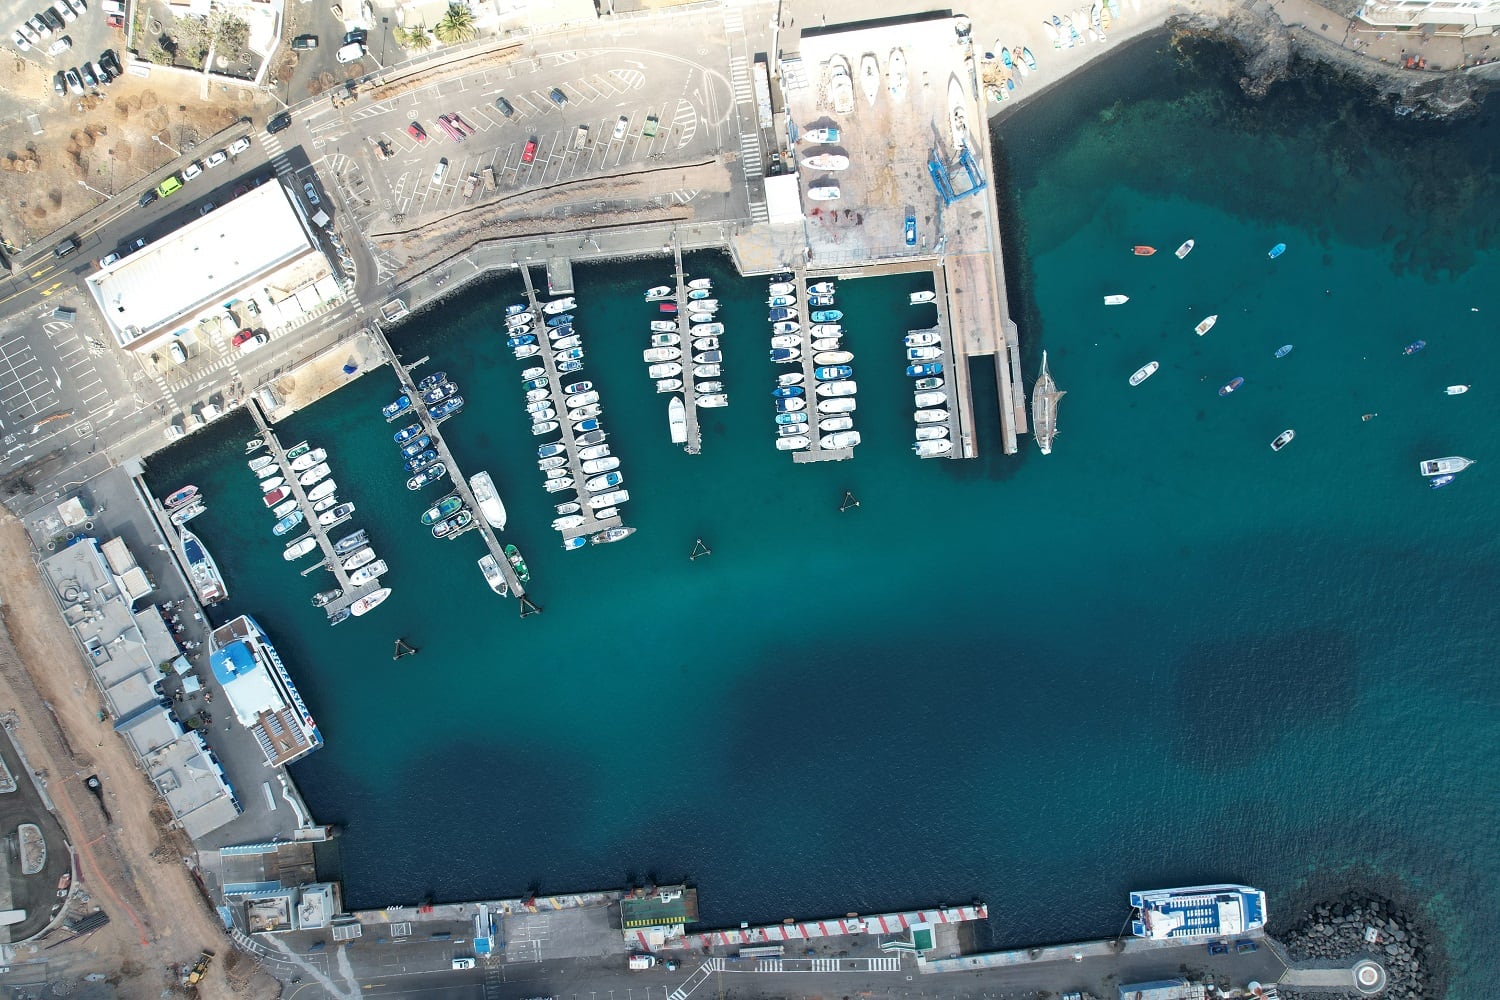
[210,615,323,768]
[84,182,334,356]
[620,885,699,947]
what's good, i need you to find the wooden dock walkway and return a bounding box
[670,239,701,455]
[366,327,529,603]
[930,264,973,459]
[789,270,853,464]
[517,266,625,543]
[245,401,380,618]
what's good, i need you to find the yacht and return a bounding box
[819,416,853,432]
[348,560,388,587]
[915,408,950,424]
[815,380,857,397]
[821,431,861,449]
[591,526,636,545]
[1130,885,1267,941]
[914,390,947,407]
[648,362,683,379]
[589,489,630,509]
[915,425,949,440]
[1418,456,1474,476]
[288,447,327,472]
[914,439,953,458]
[180,527,228,605]
[817,397,857,414]
[479,555,508,596]
[776,435,811,451]
[656,378,683,393]
[582,457,620,474]
[669,396,687,444]
[586,471,624,492]
[283,537,318,560]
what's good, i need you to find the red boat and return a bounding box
[659,302,677,313]
[1131,245,1157,256]
[263,488,289,507]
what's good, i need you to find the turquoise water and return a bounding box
[148,37,1498,995]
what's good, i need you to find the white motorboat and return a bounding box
[521,366,546,380]
[914,390,947,407]
[589,489,629,509]
[297,462,331,487]
[342,547,378,572]
[283,537,318,560]
[814,351,853,365]
[808,183,841,201]
[778,372,805,387]
[688,278,713,290]
[828,55,855,114]
[800,127,840,144]
[554,515,586,531]
[810,323,842,336]
[817,397,857,414]
[469,471,507,529]
[689,311,718,324]
[803,153,850,171]
[1445,385,1470,395]
[769,282,795,295]
[289,447,327,472]
[687,298,718,311]
[1104,294,1129,305]
[905,332,940,347]
[692,337,720,351]
[272,498,298,518]
[770,334,801,349]
[1130,361,1159,386]
[907,346,942,361]
[650,320,678,332]
[479,555,508,596]
[821,430,861,449]
[777,423,806,438]
[348,560,388,587]
[644,285,672,299]
[811,338,841,352]
[525,388,550,403]
[914,439,953,457]
[777,397,807,411]
[585,472,623,493]
[570,404,602,421]
[909,290,936,305]
[808,281,835,294]
[1195,315,1218,336]
[914,408,950,423]
[543,477,575,493]
[669,396,687,444]
[815,380,857,397]
[539,456,567,471]
[773,321,800,336]
[306,480,337,502]
[915,425,949,440]
[259,476,285,493]
[648,362,683,379]
[551,335,581,349]
[697,381,723,394]
[1175,239,1195,259]
[860,53,880,106]
[579,444,611,460]
[566,390,599,409]
[249,454,275,472]
[775,435,811,451]
[656,378,683,393]
[914,376,945,390]
[949,74,969,150]
[696,394,728,408]
[542,297,575,314]
[1418,456,1474,476]
[819,416,854,432]
[582,457,620,474]
[694,364,722,378]
[1270,429,1295,452]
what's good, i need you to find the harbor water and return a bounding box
[146,36,1498,997]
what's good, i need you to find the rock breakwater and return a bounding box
[1278,893,1442,1000]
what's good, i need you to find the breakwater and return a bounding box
[1277,894,1441,1000]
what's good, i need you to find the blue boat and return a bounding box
[272,510,305,536]
[555,347,584,361]
[417,370,446,392]
[393,422,422,443]
[1001,47,1012,67]
[907,362,943,376]
[406,462,448,490]
[1268,242,1286,259]
[815,365,853,380]
[1274,344,1293,358]
[1430,474,1456,489]
[775,411,807,424]
[400,434,432,459]
[522,377,549,391]
[768,307,796,322]
[404,448,438,472]
[546,314,573,327]
[770,347,800,362]
[772,385,804,398]
[767,295,795,307]
[562,535,587,550]
[574,417,600,432]
[423,382,457,405]
[505,303,527,316]
[381,395,412,421]
[558,360,584,374]
[1130,885,1267,941]
[1403,339,1426,355]
[547,326,574,340]
[506,333,536,348]
[774,397,804,413]
[808,294,835,307]
[811,309,843,322]
[538,442,567,458]
[430,396,464,420]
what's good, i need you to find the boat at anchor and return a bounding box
[1031,350,1064,455]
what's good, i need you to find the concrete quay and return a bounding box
[668,240,703,456]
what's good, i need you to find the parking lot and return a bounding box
[309,43,733,229]
[4,0,126,103]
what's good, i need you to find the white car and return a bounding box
[227,136,251,155]
[204,150,227,168]
[12,30,32,51]
[98,252,120,268]
[430,158,447,185]
[612,115,628,140]
[181,161,203,181]
[19,23,40,44]
[53,0,76,22]
[237,332,269,354]
[63,0,85,15]
[46,36,70,55]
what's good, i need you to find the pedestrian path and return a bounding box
[262,132,295,180]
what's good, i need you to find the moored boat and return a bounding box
[341,547,377,572]
[297,462,331,487]
[821,430,861,449]
[1195,315,1218,336]
[814,351,854,365]
[164,485,199,509]
[479,555,508,596]
[915,390,947,407]
[669,395,687,444]
[406,463,447,490]
[504,543,531,583]
[591,526,636,545]
[350,588,392,617]
[290,447,327,472]
[1418,456,1474,476]
[648,362,683,379]
[283,536,318,560]
[272,510,305,536]
[1031,350,1063,455]
[1130,885,1267,941]
[307,480,336,503]
[589,489,629,509]
[259,476,285,493]
[696,393,728,408]
[644,285,672,299]
[421,493,465,526]
[333,529,367,555]
[775,435,810,451]
[1175,239,1194,259]
[819,416,853,432]
[432,509,472,539]
[914,439,953,458]
[910,290,936,305]
[312,588,342,607]
[904,332,939,347]
[249,455,275,472]
[811,309,843,322]
[382,395,412,421]
[1129,361,1159,386]
[468,471,506,529]
[688,277,712,290]
[1271,429,1295,451]
[543,297,576,315]
[180,527,228,605]
[650,332,680,347]
[347,561,386,588]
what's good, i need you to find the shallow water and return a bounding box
[148,36,1497,996]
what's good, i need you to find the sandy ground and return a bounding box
[0,516,277,1000]
[270,330,381,417]
[0,60,255,249]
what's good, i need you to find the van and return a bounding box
[100,0,124,13]
[156,175,182,198]
[168,342,187,364]
[53,236,79,258]
[335,41,364,64]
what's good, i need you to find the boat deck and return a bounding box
[246,403,382,618]
[518,266,626,545]
[670,239,702,455]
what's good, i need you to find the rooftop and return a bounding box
[620,885,699,929]
[210,615,323,767]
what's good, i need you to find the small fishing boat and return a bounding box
[1270,429,1295,451]
[689,311,717,324]
[422,381,457,405]
[521,366,546,380]
[577,429,608,446]
[539,456,567,471]
[394,423,423,444]
[904,332,940,347]
[570,404,602,421]
[800,127,839,144]
[350,588,392,617]
[1445,385,1470,395]
[767,294,796,308]
[479,555,508,596]
[907,346,942,361]
[589,489,629,509]
[417,370,447,392]
[769,306,798,322]
[776,397,806,412]
[772,322,801,337]
[260,488,286,508]
[554,514,585,532]
[551,335,581,350]
[1403,340,1426,355]
[1022,46,1037,70]
[1195,315,1218,336]
[1275,345,1294,358]
[1104,294,1129,305]
[814,351,854,365]
[644,285,672,299]
[810,324,843,337]
[770,334,800,350]
[773,386,805,398]
[1429,474,1456,489]
[312,588,343,607]
[586,471,624,492]
[561,380,593,395]
[382,395,412,421]
[245,437,265,453]
[776,412,808,425]
[566,390,600,409]
[692,337,720,352]
[768,282,795,297]
[808,294,835,308]
[421,494,465,526]
[259,476,285,493]
[164,485,199,509]
[656,378,683,393]
[687,298,719,311]
[776,435,811,451]
[555,347,585,363]
[914,376,945,390]
[284,537,318,560]
[432,509,472,539]
[285,441,310,461]
[506,333,536,349]
[1129,361,1159,386]
[1418,456,1474,476]
[574,418,601,433]
[581,457,620,475]
[272,510,305,536]
[1175,239,1195,259]
[1131,246,1157,256]
[651,332,680,347]
[1219,377,1245,396]
[334,530,368,555]
[347,560,387,587]
[403,449,438,473]
[557,359,585,374]
[542,477,575,493]
[1268,242,1287,259]
[249,454,276,472]
[811,309,843,322]
[406,463,447,490]
[431,397,464,421]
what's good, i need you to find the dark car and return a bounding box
[342,28,366,45]
[266,111,292,134]
[99,49,123,77]
[52,71,65,95]
[80,62,97,88]
[53,236,80,258]
[128,236,147,251]
[494,95,514,117]
[137,188,158,207]
[291,34,317,50]
[547,87,567,107]
[40,8,64,31]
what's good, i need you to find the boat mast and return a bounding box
[1031,350,1065,455]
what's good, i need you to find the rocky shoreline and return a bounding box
[1171,0,1492,118]
[1276,892,1443,1000]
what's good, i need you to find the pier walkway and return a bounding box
[691,903,988,949]
[669,239,701,455]
[788,270,853,464]
[517,266,624,542]
[367,328,528,603]
[245,402,379,619]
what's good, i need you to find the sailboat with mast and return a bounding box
[1031,350,1065,455]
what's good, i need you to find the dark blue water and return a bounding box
[147,37,1498,997]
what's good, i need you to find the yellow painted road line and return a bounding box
[29,264,55,280]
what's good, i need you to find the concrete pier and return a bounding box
[669,239,701,455]
[517,266,625,544]
[245,402,382,619]
[786,271,854,464]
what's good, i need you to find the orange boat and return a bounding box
[1131,245,1157,256]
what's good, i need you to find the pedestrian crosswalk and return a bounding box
[755,958,782,972]
[723,7,743,33]
[869,956,903,972]
[729,55,753,106]
[262,133,295,180]
[739,131,763,179]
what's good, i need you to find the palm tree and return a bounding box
[395,26,432,50]
[433,3,475,44]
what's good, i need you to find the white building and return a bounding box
[1357,0,1500,35]
[84,182,336,357]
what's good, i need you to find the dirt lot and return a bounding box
[0,57,259,250]
[0,516,277,1000]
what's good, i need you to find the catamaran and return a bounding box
[1130,885,1267,941]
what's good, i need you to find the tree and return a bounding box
[394,26,433,51]
[433,4,475,44]
[207,10,250,62]
[148,43,173,65]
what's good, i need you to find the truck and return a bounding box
[628,954,657,971]
[462,173,478,199]
[186,950,215,987]
[483,166,497,191]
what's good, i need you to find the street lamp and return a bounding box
[152,134,179,157]
[77,179,109,199]
[381,17,390,62]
